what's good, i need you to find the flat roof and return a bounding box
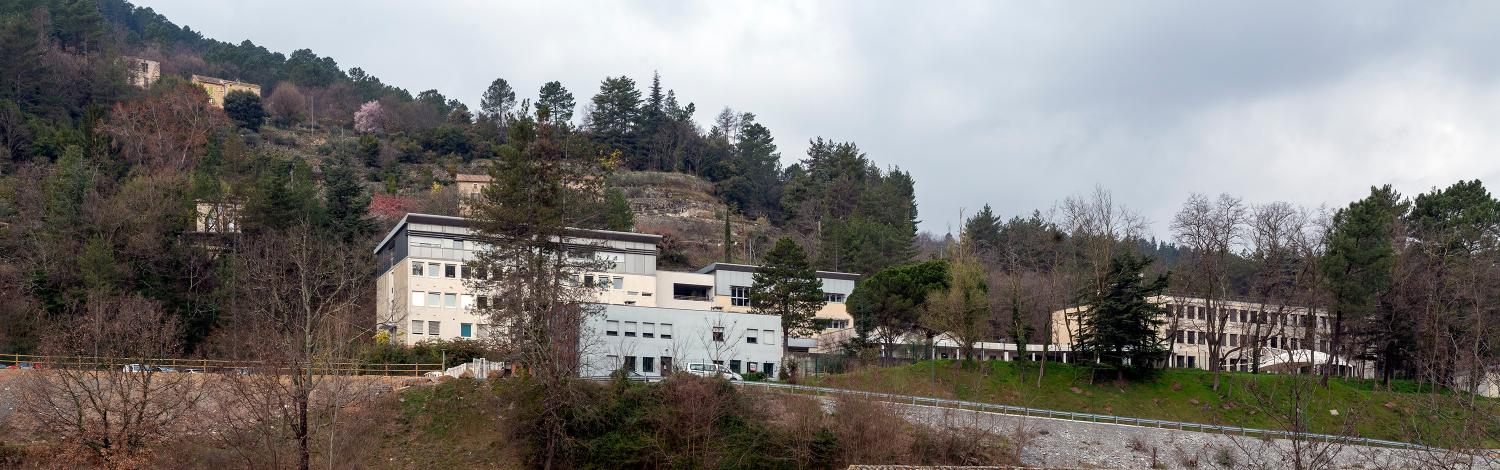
[695,262,860,281]
[372,213,663,254]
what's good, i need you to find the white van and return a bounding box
[685,362,742,381]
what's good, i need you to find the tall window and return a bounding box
[712,326,725,342]
[445,264,457,278]
[428,321,441,336]
[624,321,637,337]
[606,320,619,336]
[659,324,672,339]
[427,262,440,277]
[730,286,751,306]
[746,329,759,344]
[444,293,458,308]
[642,357,655,373]
[642,322,655,338]
[411,261,423,276]
[427,292,441,307]
[460,323,473,337]
[624,356,637,372]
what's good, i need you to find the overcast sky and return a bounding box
[137,0,1500,238]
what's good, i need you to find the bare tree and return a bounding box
[19,292,202,466]
[205,223,372,470]
[1171,193,1247,389]
[920,240,990,368]
[1058,186,1148,362]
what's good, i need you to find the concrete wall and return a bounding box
[580,304,784,378]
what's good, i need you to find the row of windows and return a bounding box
[729,285,847,306]
[1170,329,1331,351]
[410,291,474,309]
[411,260,476,279]
[605,356,777,376]
[411,320,487,338]
[605,321,673,339]
[1172,304,1328,328]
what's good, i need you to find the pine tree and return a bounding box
[964,204,1002,257]
[750,237,826,357]
[537,81,575,127]
[1320,185,1403,385]
[480,77,516,121]
[589,76,642,166]
[321,161,374,242]
[1075,251,1170,381]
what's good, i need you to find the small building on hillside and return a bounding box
[124,57,159,89]
[190,74,261,108]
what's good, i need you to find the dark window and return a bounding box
[642,357,655,373]
[660,356,673,373]
[730,286,751,306]
[729,360,742,373]
[624,356,637,372]
[445,264,457,278]
[712,327,725,342]
[763,362,775,377]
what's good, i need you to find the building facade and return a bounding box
[1050,296,1373,377]
[124,57,159,89]
[190,74,261,108]
[371,213,858,378]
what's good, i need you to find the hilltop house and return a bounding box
[190,74,261,108]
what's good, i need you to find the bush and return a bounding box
[223,90,265,131]
[742,371,768,382]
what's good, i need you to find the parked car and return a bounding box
[122,364,148,373]
[154,366,178,373]
[685,363,742,381]
[6,362,37,370]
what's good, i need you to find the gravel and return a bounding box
[885,400,1495,469]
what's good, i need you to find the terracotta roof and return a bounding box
[455,174,493,183]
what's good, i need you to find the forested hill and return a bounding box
[0,0,920,352]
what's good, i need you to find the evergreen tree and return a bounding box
[750,237,826,356]
[1075,251,1170,381]
[321,161,375,242]
[964,204,1002,257]
[537,80,575,126]
[1320,185,1403,385]
[480,77,516,121]
[847,260,949,349]
[599,187,634,232]
[589,76,642,166]
[222,90,265,131]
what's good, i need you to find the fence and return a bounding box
[0,353,442,377]
[731,380,1438,452]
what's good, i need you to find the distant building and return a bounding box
[371,213,859,378]
[190,75,261,108]
[455,173,491,215]
[194,201,242,234]
[124,57,159,89]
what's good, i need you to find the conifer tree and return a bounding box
[1075,251,1170,381]
[750,237,826,358]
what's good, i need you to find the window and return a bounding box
[825,293,846,303]
[730,286,751,306]
[427,262,440,277]
[746,329,758,344]
[1187,331,1195,344]
[453,240,464,250]
[461,323,473,337]
[612,276,624,290]
[763,362,775,377]
[411,320,424,335]
[427,292,441,307]
[411,261,424,276]
[445,264,457,278]
[460,265,471,279]
[624,356,637,372]
[730,360,742,373]
[477,296,489,309]
[411,291,426,306]
[642,357,655,373]
[583,274,594,287]
[624,321,637,337]
[606,320,619,336]
[428,321,441,336]
[444,293,458,308]
[659,324,672,339]
[461,294,475,309]
[1229,334,1238,347]
[660,356,673,373]
[764,331,776,345]
[713,326,725,342]
[642,322,655,338]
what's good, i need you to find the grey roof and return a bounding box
[372,213,663,254]
[695,262,861,281]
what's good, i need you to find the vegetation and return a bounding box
[750,237,827,363]
[1074,252,1171,381]
[814,361,1500,448]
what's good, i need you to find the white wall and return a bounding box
[580,304,784,378]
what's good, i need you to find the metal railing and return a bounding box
[730,380,1438,452]
[0,353,442,377]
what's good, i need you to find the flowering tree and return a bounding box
[353,100,384,133]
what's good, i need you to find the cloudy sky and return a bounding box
[137,0,1500,237]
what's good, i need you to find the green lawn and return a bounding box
[808,360,1495,448]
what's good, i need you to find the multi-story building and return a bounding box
[124,57,159,89]
[1050,296,1372,377]
[190,74,261,108]
[372,213,859,378]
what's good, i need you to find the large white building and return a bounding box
[372,213,858,379]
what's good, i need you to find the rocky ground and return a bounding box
[889,400,1495,469]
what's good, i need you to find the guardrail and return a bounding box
[0,353,442,377]
[730,380,1438,452]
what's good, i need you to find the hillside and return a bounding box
[811,361,1497,448]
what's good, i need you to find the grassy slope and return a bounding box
[355,379,522,469]
[810,361,1493,447]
